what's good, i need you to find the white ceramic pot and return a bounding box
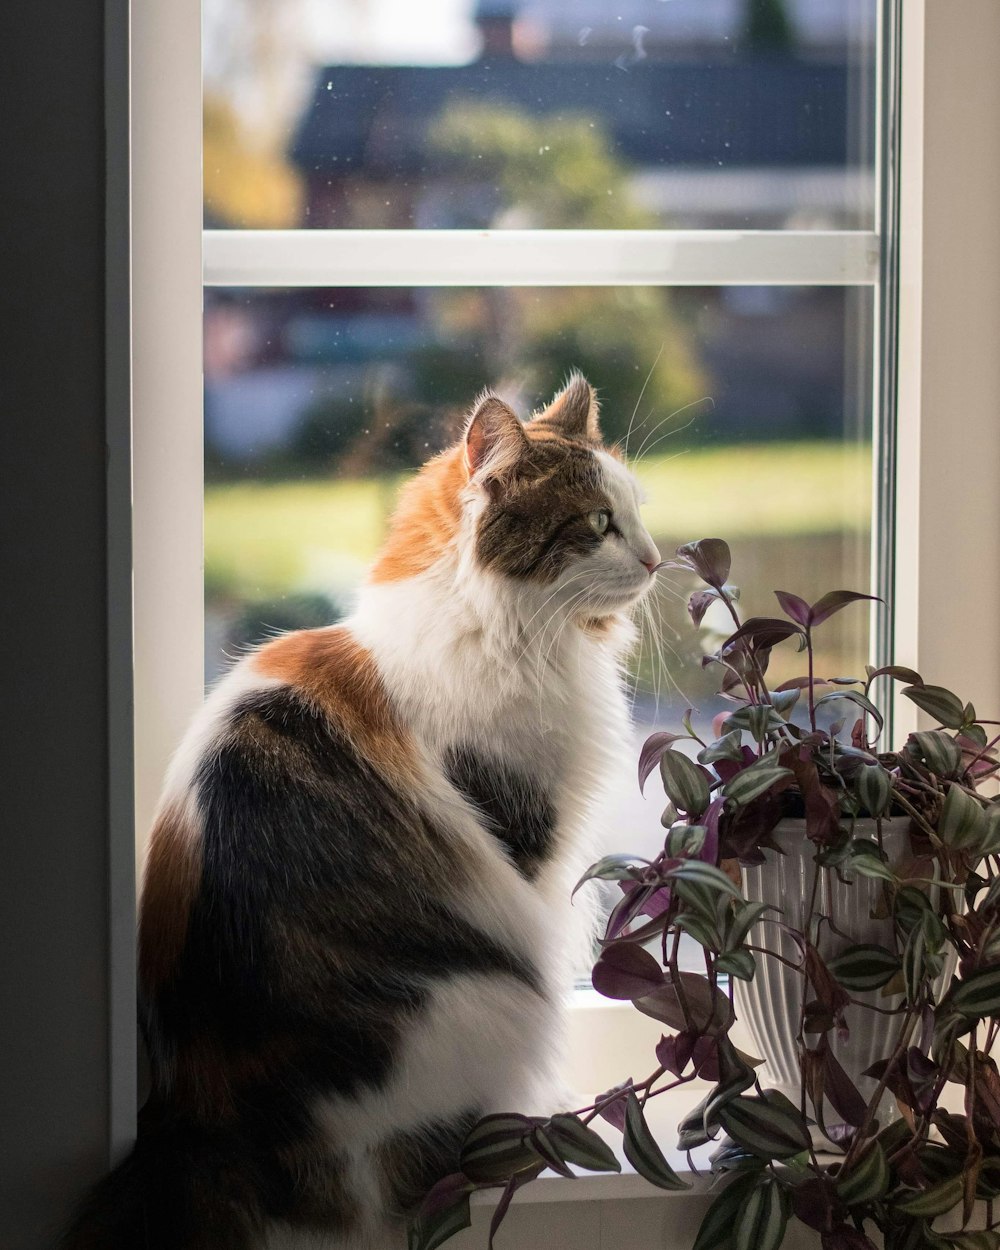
[733,819,938,1123]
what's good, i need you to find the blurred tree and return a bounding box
[204,95,303,227]
[202,0,311,226]
[430,103,653,231]
[742,0,796,53]
[420,102,707,449]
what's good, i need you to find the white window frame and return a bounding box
[121,0,1000,1227]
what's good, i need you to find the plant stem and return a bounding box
[720,593,772,705]
[668,928,694,1033]
[576,1068,687,1124]
[841,1006,920,1173]
[745,944,803,971]
[848,997,907,1016]
[796,856,824,1128]
[963,732,1000,777]
[891,789,944,845]
[806,626,817,732]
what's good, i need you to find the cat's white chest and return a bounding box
[350,573,631,848]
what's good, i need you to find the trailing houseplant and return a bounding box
[409,538,1000,1250]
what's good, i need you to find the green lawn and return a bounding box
[205,442,871,600]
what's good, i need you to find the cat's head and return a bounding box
[370,374,660,621]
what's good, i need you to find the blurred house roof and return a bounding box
[290,58,859,177]
[516,0,876,51]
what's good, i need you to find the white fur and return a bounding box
[145,662,283,865]
[283,452,663,1246]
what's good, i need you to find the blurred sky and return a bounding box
[204,0,476,89]
[203,0,477,140]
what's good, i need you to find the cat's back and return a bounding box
[139,624,547,1116]
[140,623,412,991]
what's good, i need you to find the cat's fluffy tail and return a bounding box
[59,1108,266,1250]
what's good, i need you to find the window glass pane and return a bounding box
[204,0,878,230]
[204,282,872,859]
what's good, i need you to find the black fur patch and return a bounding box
[475,439,610,582]
[378,1109,482,1217]
[445,746,556,879]
[140,686,541,1229]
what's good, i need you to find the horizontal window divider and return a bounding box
[203,228,879,288]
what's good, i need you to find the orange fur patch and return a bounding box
[139,800,202,991]
[254,626,415,782]
[369,446,467,583]
[170,1032,298,1120]
[366,415,611,585]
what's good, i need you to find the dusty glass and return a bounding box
[204,282,872,858]
[203,0,878,231]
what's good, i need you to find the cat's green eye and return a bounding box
[588,509,611,535]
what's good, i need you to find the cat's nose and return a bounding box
[638,538,661,575]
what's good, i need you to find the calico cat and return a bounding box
[64,375,660,1249]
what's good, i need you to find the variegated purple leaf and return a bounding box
[418,1172,476,1219]
[808,590,881,627]
[689,588,721,628]
[775,675,830,691]
[700,796,726,864]
[822,1048,867,1128]
[635,972,735,1035]
[865,663,923,687]
[904,1047,940,1115]
[408,1175,474,1250]
[591,941,664,1000]
[692,1036,722,1081]
[774,589,811,626]
[638,732,686,794]
[487,1168,543,1250]
[619,879,672,920]
[572,854,650,898]
[791,1177,838,1232]
[596,1079,634,1132]
[902,683,967,729]
[675,538,732,590]
[604,884,664,942]
[722,616,803,653]
[656,1031,697,1077]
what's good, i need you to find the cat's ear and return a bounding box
[531,373,601,442]
[464,394,528,481]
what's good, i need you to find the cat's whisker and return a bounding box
[534,587,592,728]
[509,569,593,654]
[629,395,715,464]
[481,571,596,722]
[534,585,588,683]
[629,597,652,721]
[648,587,695,707]
[515,573,594,672]
[519,571,593,643]
[621,343,664,460]
[648,575,686,606]
[649,590,674,720]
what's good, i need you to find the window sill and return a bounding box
[451,1001,722,1249]
[445,995,788,1247]
[457,1091,719,1250]
[470,1081,714,1207]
